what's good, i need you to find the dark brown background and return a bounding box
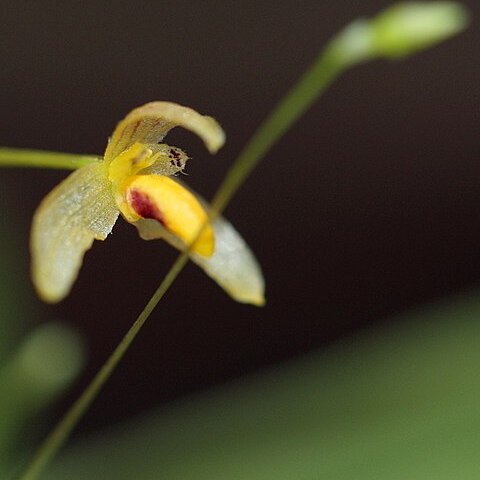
[0,0,479,434]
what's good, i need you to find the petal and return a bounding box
[124,175,214,257]
[109,143,189,188]
[31,163,119,303]
[140,144,189,176]
[104,102,225,162]
[134,187,265,306]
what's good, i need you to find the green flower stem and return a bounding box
[211,48,345,214]
[17,3,468,479]
[17,254,190,480]
[0,148,98,170]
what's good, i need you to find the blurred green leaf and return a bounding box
[0,322,85,475]
[47,290,480,480]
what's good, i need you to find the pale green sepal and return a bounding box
[31,163,119,303]
[135,213,265,306]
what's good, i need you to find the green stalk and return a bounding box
[17,254,189,480]
[16,3,468,479]
[0,148,98,170]
[211,48,344,214]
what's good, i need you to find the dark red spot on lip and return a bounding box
[129,189,166,226]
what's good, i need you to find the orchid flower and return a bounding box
[31,102,265,306]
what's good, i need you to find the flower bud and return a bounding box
[372,2,468,58]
